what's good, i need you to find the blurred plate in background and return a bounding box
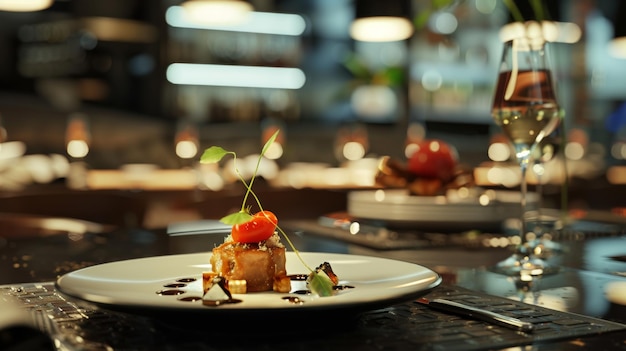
[348,189,538,231]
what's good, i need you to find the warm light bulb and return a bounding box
[176,140,198,159]
[350,16,414,42]
[488,142,511,162]
[0,0,52,12]
[264,142,283,160]
[343,141,366,161]
[182,0,252,25]
[67,140,89,159]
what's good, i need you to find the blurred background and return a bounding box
[0,0,625,208]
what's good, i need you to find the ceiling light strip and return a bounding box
[166,63,306,89]
[165,6,306,36]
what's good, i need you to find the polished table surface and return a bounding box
[1,211,626,350]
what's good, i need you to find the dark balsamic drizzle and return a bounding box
[160,275,356,306]
[156,289,186,296]
[288,274,308,281]
[202,298,242,307]
[179,296,203,302]
[335,285,355,291]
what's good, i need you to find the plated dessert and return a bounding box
[199,131,338,304]
[209,230,289,294]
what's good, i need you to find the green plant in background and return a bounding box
[343,53,406,88]
[502,0,547,22]
[342,0,458,91]
[340,0,554,104]
[413,0,551,28]
[413,0,457,29]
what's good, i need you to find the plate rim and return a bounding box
[55,252,442,318]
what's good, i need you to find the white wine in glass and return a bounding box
[491,35,561,276]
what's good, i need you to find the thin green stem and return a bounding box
[503,0,524,22]
[238,173,314,272]
[209,129,318,277]
[230,155,253,213]
[230,162,313,271]
[529,0,544,21]
[244,152,264,210]
[276,225,314,272]
[232,157,268,214]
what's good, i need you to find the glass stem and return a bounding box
[517,147,531,257]
[535,168,542,210]
[519,161,528,250]
[535,163,543,234]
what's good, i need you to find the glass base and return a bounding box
[491,253,560,276]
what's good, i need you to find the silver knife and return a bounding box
[418,297,534,333]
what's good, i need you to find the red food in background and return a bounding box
[407,139,458,181]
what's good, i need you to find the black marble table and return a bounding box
[1,213,626,350]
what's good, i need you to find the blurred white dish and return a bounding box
[348,189,538,230]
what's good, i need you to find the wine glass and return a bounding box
[491,34,561,276]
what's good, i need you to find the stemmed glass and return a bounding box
[491,33,561,276]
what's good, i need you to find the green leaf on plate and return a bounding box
[220,211,253,225]
[200,146,231,164]
[307,271,334,297]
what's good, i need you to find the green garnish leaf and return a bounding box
[200,146,231,164]
[220,211,253,225]
[307,271,334,297]
[261,130,279,156]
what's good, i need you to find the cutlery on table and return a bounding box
[417,297,534,333]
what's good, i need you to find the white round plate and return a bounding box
[348,189,538,230]
[56,252,441,318]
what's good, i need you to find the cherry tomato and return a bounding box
[231,211,278,243]
[407,139,458,181]
[256,210,278,226]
